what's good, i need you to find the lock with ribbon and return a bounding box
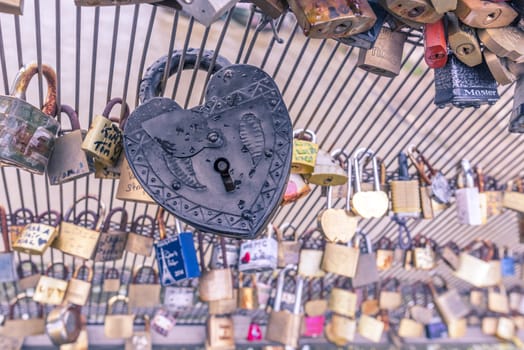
[104,295,135,339]
[94,207,128,262]
[198,232,234,302]
[0,293,46,338]
[33,262,69,305]
[124,48,292,239]
[238,224,278,273]
[128,266,161,308]
[45,304,82,346]
[64,264,93,306]
[154,208,200,285]
[276,223,301,268]
[52,195,105,260]
[125,214,155,257]
[0,62,59,174]
[0,206,16,283]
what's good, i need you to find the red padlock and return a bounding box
[424,19,447,68]
[247,322,263,341]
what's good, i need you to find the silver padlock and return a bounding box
[456,159,481,225]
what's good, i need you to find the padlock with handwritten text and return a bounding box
[291,129,318,174]
[94,207,128,262]
[33,262,69,305]
[358,27,406,77]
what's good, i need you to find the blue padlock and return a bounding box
[501,247,516,277]
[154,209,200,286]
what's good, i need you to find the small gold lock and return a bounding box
[447,13,482,67]
[291,129,318,174]
[455,0,518,28]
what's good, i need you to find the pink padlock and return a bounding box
[247,322,263,341]
[303,315,325,337]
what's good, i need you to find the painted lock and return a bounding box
[0,62,59,174]
[287,0,377,39]
[357,27,406,77]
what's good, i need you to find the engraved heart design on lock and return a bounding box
[124,49,293,239]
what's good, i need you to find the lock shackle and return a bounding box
[105,267,120,279]
[475,166,485,192]
[460,159,475,188]
[11,62,58,117]
[277,222,298,242]
[58,104,81,131]
[407,145,434,185]
[9,292,44,319]
[73,263,93,282]
[377,236,393,250]
[274,264,302,313]
[64,195,106,232]
[73,210,100,230]
[103,97,130,129]
[413,233,428,248]
[17,259,39,278]
[353,147,380,192]
[11,207,35,225]
[101,207,128,233]
[107,295,130,315]
[380,277,400,292]
[130,214,156,238]
[352,231,372,254]
[307,277,326,300]
[133,265,159,284]
[0,206,10,253]
[139,48,232,104]
[35,210,62,226]
[300,227,325,249]
[45,262,69,280]
[133,314,151,332]
[157,207,168,241]
[328,149,352,211]
[392,215,412,250]
[293,128,317,143]
[239,272,257,288]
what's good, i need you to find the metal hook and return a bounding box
[392,215,412,250]
[254,8,284,44]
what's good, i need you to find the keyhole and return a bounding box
[214,158,235,192]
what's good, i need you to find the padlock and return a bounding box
[0,62,59,174]
[302,279,326,337]
[250,0,288,18]
[482,176,503,217]
[496,317,517,341]
[328,277,357,318]
[0,206,16,283]
[102,267,121,293]
[154,209,200,285]
[478,26,524,64]
[210,238,239,270]
[375,236,394,271]
[151,309,176,337]
[351,148,389,218]
[361,282,380,316]
[266,265,304,348]
[488,284,510,314]
[358,314,384,342]
[352,231,379,288]
[325,313,356,345]
[298,228,325,278]
[318,157,358,243]
[282,173,311,205]
[486,241,502,287]
[390,151,421,217]
[357,27,407,77]
[0,0,23,14]
[433,54,500,108]
[446,13,482,67]
[64,264,93,306]
[509,75,524,133]
[392,216,414,270]
[428,275,471,325]
[482,312,498,335]
[206,315,235,350]
[125,315,152,350]
[455,0,518,28]
[93,207,128,262]
[410,282,433,325]
[308,149,348,186]
[383,0,441,23]
[104,295,135,339]
[45,304,82,346]
[116,156,155,203]
[33,262,70,305]
[321,236,360,278]
[238,273,259,310]
[125,214,155,257]
[504,179,524,212]
[412,234,436,270]
[13,218,58,255]
[163,280,196,312]
[17,260,41,290]
[287,0,377,38]
[424,19,447,69]
[440,241,461,271]
[238,224,278,273]
[336,0,387,49]
[456,159,482,225]
[0,293,45,338]
[276,223,301,268]
[52,195,105,260]
[379,278,402,311]
[484,50,516,86]
[430,0,455,13]
[82,97,127,168]
[398,313,424,338]
[8,208,38,246]
[291,129,318,174]
[47,105,94,185]
[455,239,497,287]
[127,266,161,309]
[233,314,253,343]
[199,233,234,302]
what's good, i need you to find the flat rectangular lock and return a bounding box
[455,0,518,28]
[424,19,447,68]
[434,54,499,109]
[286,0,377,38]
[357,27,407,77]
[384,0,442,23]
[447,13,482,67]
[336,1,387,49]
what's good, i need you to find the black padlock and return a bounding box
[433,54,499,109]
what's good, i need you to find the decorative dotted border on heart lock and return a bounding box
[124,65,292,239]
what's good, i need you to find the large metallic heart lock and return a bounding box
[124,49,292,239]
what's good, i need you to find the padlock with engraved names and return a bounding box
[456,159,482,225]
[424,19,447,69]
[434,54,499,108]
[383,0,442,23]
[509,75,524,133]
[351,148,389,218]
[336,0,387,49]
[287,0,377,39]
[308,149,348,186]
[357,27,407,77]
[455,0,517,28]
[390,152,421,217]
[291,129,318,174]
[430,0,456,14]
[447,13,482,67]
[250,0,288,19]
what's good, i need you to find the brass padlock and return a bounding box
[33,262,70,305]
[390,152,421,217]
[298,228,326,278]
[238,273,259,310]
[440,241,461,271]
[47,105,94,185]
[412,234,436,270]
[102,267,121,293]
[291,129,318,174]
[358,314,384,342]
[336,1,387,49]
[0,62,59,174]
[65,264,93,306]
[328,277,358,318]
[206,315,235,349]
[321,239,360,278]
[0,0,23,14]
[455,0,518,28]
[357,27,406,78]
[116,156,155,203]
[455,239,494,288]
[308,149,348,186]
[276,223,301,268]
[509,75,524,133]
[446,13,482,67]
[383,0,442,23]
[423,19,447,69]
[128,266,161,308]
[325,313,356,345]
[456,159,482,225]
[410,282,433,325]
[428,275,471,325]
[198,233,234,302]
[125,214,155,257]
[488,284,510,314]
[503,179,524,212]
[378,278,402,311]
[93,207,128,262]
[0,293,45,338]
[45,304,82,346]
[287,0,377,38]
[478,26,524,64]
[104,295,135,339]
[8,207,34,247]
[361,282,380,316]
[430,0,455,13]
[13,219,58,255]
[304,278,327,317]
[496,316,516,341]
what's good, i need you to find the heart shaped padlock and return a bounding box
[124,49,293,239]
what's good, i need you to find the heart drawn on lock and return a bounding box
[124,65,292,239]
